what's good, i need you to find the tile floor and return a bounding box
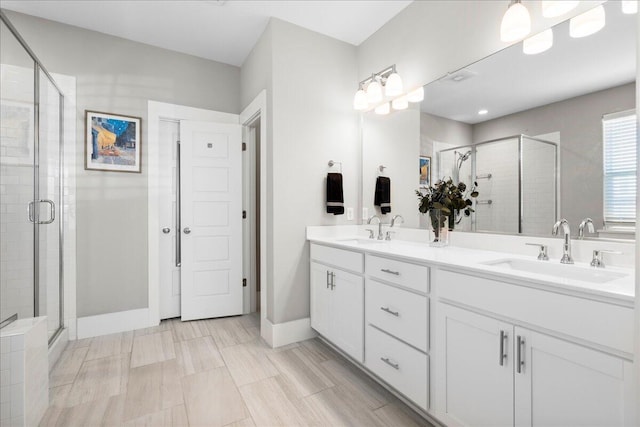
[41,313,433,426]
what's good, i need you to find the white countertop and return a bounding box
[308,235,635,305]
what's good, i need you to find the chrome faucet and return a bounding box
[367,215,384,240]
[552,219,574,264]
[390,215,404,228]
[578,218,595,239]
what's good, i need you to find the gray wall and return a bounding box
[241,18,359,324]
[472,83,635,233]
[4,11,240,317]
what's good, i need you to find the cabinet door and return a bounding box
[514,327,634,427]
[331,269,364,362]
[310,262,331,337]
[438,304,513,427]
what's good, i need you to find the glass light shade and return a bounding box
[622,1,638,14]
[500,2,531,42]
[366,80,383,103]
[374,102,390,115]
[541,1,578,18]
[385,72,404,97]
[406,87,424,103]
[523,29,553,55]
[392,96,408,110]
[353,89,368,111]
[570,5,605,38]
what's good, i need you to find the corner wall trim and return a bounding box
[76,308,150,339]
[263,317,317,348]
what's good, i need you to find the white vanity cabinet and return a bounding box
[435,269,635,427]
[310,244,364,362]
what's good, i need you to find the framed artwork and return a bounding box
[420,155,431,186]
[85,110,141,173]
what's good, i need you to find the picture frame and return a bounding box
[85,110,141,173]
[419,155,431,186]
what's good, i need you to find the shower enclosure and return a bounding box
[438,135,558,236]
[0,11,64,343]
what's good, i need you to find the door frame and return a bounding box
[147,101,239,326]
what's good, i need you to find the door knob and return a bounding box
[183,227,191,234]
[162,227,171,234]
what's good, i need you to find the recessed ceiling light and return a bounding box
[478,109,489,115]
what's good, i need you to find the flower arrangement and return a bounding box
[416,178,479,240]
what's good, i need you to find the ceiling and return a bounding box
[0,0,412,67]
[422,1,636,125]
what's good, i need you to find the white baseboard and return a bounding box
[262,317,317,348]
[76,308,151,339]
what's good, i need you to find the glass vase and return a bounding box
[429,209,450,247]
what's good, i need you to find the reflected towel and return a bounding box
[326,173,344,215]
[374,176,391,214]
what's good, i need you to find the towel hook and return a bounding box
[328,160,342,173]
[378,165,387,173]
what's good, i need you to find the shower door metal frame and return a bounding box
[1,10,66,345]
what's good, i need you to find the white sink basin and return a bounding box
[336,238,388,245]
[482,258,627,284]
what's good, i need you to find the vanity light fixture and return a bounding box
[500,0,532,42]
[622,0,638,14]
[353,84,368,111]
[406,86,424,103]
[375,102,391,115]
[392,96,409,110]
[354,65,405,111]
[478,109,489,115]
[523,28,553,54]
[385,67,404,97]
[570,5,605,38]
[366,77,383,103]
[541,0,578,18]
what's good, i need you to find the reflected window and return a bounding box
[603,110,637,228]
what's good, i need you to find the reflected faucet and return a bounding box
[578,218,595,239]
[367,215,383,240]
[552,219,574,264]
[390,215,404,228]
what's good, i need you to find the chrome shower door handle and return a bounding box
[27,201,36,223]
[29,200,55,224]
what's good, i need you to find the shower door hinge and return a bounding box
[243,278,247,287]
[242,210,247,219]
[242,142,247,151]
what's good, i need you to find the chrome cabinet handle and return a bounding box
[517,335,525,373]
[326,271,331,289]
[162,227,171,234]
[380,306,399,317]
[381,268,400,276]
[380,357,399,370]
[330,272,336,289]
[499,330,508,366]
[183,227,191,234]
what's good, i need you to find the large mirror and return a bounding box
[362,0,636,239]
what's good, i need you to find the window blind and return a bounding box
[603,110,637,225]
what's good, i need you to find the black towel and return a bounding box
[326,173,344,215]
[374,176,391,214]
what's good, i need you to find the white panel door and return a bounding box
[180,121,242,321]
[514,327,633,427]
[159,120,181,319]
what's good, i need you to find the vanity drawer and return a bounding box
[365,324,429,410]
[366,279,428,352]
[311,243,364,274]
[366,254,429,294]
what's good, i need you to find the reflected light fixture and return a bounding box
[353,84,368,111]
[523,28,553,55]
[366,78,383,104]
[541,1,578,18]
[385,66,404,97]
[500,0,531,42]
[570,5,605,38]
[478,109,489,115]
[406,87,424,103]
[375,102,390,115]
[622,0,638,14]
[392,96,408,110]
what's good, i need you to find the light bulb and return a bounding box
[385,72,404,97]
[392,96,408,110]
[541,1,578,18]
[375,102,390,115]
[500,1,531,42]
[353,89,368,111]
[478,109,488,115]
[366,80,383,103]
[622,0,638,14]
[523,28,553,55]
[570,5,605,38]
[406,87,424,103]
